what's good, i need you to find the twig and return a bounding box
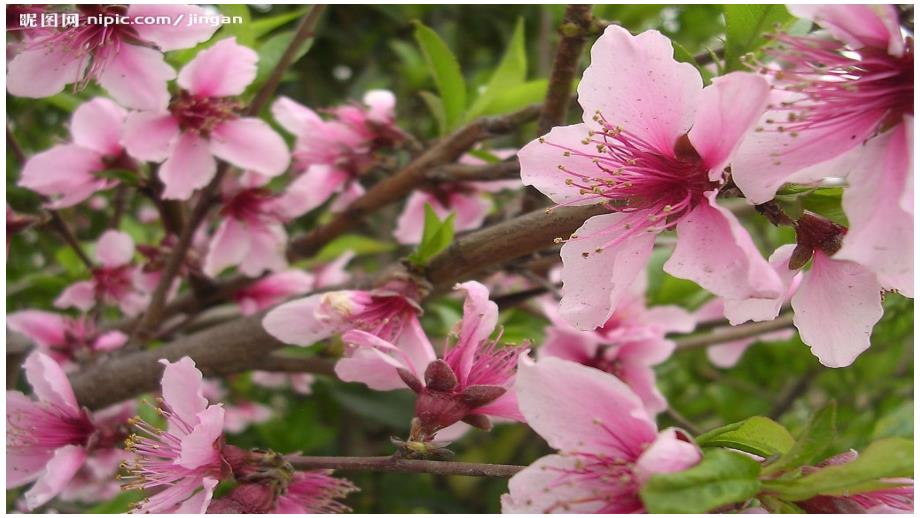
[287,455,524,478]
[7,124,26,163]
[673,313,796,350]
[768,367,820,419]
[427,160,520,183]
[46,210,94,269]
[665,407,702,436]
[538,5,593,135]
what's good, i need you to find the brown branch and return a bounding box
[673,312,796,350]
[46,210,94,269]
[427,160,520,183]
[538,5,592,135]
[287,104,541,259]
[287,455,524,478]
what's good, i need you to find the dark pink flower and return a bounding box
[7,5,219,109]
[502,357,700,513]
[123,38,290,200]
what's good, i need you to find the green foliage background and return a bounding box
[6,4,913,513]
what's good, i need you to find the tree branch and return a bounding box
[673,312,796,350]
[427,160,520,183]
[538,5,592,135]
[46,210,94,270]
[287,455,524,478]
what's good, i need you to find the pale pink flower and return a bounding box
[7,352,131,510]
[57,448,129,504]
[7,5,218,109]
[7,310,127,365]
[798,451,913,513]
[501,356,701,513]
[263,278,423,346]
[337,281,528,440]
[18,98,132,209]
[123,38,290,200]
[207,470,357,513]
[251,371,316,395]
[54,230,150,316]
[732,5,912,295]
[538,275,694,414]
[520,25,781,331]
[122,357,226,513]
[233,252,354,316]
[393,150,520,244]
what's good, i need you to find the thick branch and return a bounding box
[287,455,524,478]
[427,160,520,183]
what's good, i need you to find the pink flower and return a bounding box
[122,357,227,513]
[538,275,694,414]
[519,25,781,331]
[798,451,913,513]
[207,470,357,513]
[263,278,423,346]
[18,98,133,209]
[7,352,131,510]
[54,230,150,317]
[7,310,127,365]
[233,252,354,316]
[337,281,528,440]
[501,356,701,513]
[57,448,130,504]
[695,299,794,369]
[731,5,912,295]
[251,372,316,395]
[123,38,290,200]
[7,5,219,109]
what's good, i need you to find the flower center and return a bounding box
[541,453,642,513]
[92,264,135,300]
[759,34,913,137]
[169,90,242,136]
[221,188,276,223]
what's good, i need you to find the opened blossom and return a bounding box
[502,357,701,513]
[54,230,150,317]
[337,281,527,440]
[732,5,913,295]
[271,90,404,214]
[19,98,134,208]
[123,37,290,200]
[520,25,781,331]
[538,275,694,414]
[7,5,218,109]
[7,310,127,366]
[7,352,132,510]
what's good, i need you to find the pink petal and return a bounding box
[449,281,499,384]
[203,219,250,277]
[634,428,701,484]
[707,340,756,369]
[7,400,52,488]
[160,132,217,200]
[127,4,221,51]
[178,405,224,469]
[640,305,697,334]
[520,123,606,207]
[97,43,175,111]
[665,194,782,300]
[70,98,126,157]
[615,356,669,415]
[93,331,128,352]
[329,181,365,212]
[210,118,290,177]
[94,230,134,268]
[792,252,883,367]
[23,445,86,510]
[271,96,324,136]
[178,37,257,97]
[835,123,913,296]
[617,336,677,366]
[238,223,288,277]
[273,165,351,219]
[539,327,598,364]
[687,72,770,176]
[174,477,218,514]
[7,310,67,348]
[393,191,441,245]
[363,89,396,123]
[788,4,904,56]
[472,390,525,422]
[158,357,209,429]
[515,356,657,457]
[502,454,627,513]
[53,281,96,312]
[394,317,438,379]
[723,244,799,325]
[334,343,409,391]
[123,112,180,162]
[578,25,702,154]
[263,293,348,346]
[23,352,79,412]
[6,45,82,98]
[19,144,105,207]
[448,191,491,232]
[313,251,355,289]
[560,213,657,331]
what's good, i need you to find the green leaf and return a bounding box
[413,21,467,133]
[218,4,254,47]
[764,401,836,475]
[408,204,456,267]
[254,29,315,86]
[250,7,310,39]
[723,5,792,71]
[640,449,762,513]
[475,79,548,117]
[672,41,713,83]
[418,91,447,136]
[800,187,847,226]
[314,234,396,262]
[763,438,913,501]
[85,490,144,513]
[697,416,796,457]
[466,17,527,119]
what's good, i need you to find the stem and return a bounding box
[287,455,524,478]
[427,160,520,183]
[538,5,593,135]
[46,210,94,270]
[674,312,796,350]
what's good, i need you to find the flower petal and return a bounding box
[539,327,598,364]
[263,293,348,346]
[520,123,606,207]
[97,44,175,111]
[502,454,624,513]
[71,98,126,156]
[7,45,82,99]
[159,357,209,429]
[271,96,324,136]
[634,428,701,484]
[160,132,217,200]
[94,230,134,268]
[210,118,290,177]
[203,219,251,277]
[7,311,67,348]
[792,252,883,367]
[334,341,409,391]
[128,4,221,51]
[178,405,224,469]
[578,25,702,154]
[273,165,350,219]
[24,352,79,412]
[238,224,288,277]
[723,244,799,325]
[788,4,904,56]
[23,445,86,510]
[174,477,218,514]
[393,191,439,244]
[18,144,104,206]
[53,281,96,312]
[178,37,257,97]
[123,112,180,162]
